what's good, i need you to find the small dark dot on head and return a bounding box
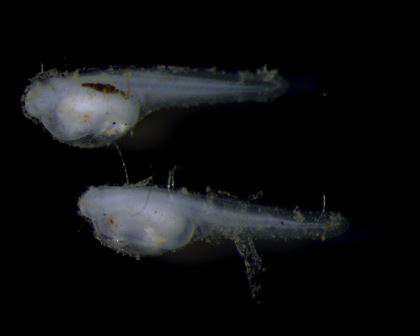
[112,122,116,125]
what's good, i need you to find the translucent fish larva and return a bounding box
[23,66,288,147]
[78,185,348,258]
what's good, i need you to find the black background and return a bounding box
[5,7,404,325]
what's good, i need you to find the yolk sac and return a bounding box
[23,66,288,148]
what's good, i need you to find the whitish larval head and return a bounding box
[23,73,140,147]
[78,186,195,256]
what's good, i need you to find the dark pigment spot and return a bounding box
[82,83,128,98]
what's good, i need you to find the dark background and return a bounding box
[5,10,404,322]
